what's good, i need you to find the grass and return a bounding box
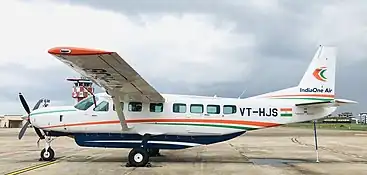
[283,123,367,131]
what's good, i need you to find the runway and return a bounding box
[1,127,366,175]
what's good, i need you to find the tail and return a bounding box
[251,45,337,102]
[251,45,357,106]
[297,45,336,98]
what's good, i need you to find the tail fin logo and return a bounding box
[313,67,327,82]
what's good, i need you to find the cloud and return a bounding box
[0,0,366,115]
[0,0,255,113]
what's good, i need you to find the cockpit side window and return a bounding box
[94,101,109,112]
[74,96,98,110]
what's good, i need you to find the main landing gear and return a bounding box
[126,134,161,167]
[127,148,160,167]
[39,136,55,161]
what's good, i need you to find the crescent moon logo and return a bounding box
[313,67,327,82]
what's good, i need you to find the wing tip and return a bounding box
[48,47,113,55]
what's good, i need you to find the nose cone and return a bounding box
[28,106,76,129]
[28,108,41,127]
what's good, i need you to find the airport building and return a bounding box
[0,114,26,128]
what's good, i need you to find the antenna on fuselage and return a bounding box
[238,89,246,99]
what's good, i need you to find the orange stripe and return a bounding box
[267,94,334,98]
[127,119,278,127]
[48,47,112,55]
[280,108,292,112]
[41,119,279,129]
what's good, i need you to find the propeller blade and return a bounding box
[18,120,30,140]
[33,99,44,111]
[19,93,30,114]
[34,127,45,139]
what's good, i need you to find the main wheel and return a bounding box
[147,148,160,157]
[40,147,55,161]
[128,148,149,167]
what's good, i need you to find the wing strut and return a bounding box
[111,91,129,131]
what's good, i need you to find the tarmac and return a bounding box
[0,127,366,175]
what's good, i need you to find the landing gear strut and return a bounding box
[39,136,55,161]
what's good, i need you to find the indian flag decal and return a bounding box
[280,108,292,117]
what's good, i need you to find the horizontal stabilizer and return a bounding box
[296,98,357,107]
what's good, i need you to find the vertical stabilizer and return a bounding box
[298,45,336,97]
[249,45,337,102]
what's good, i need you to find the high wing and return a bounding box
[48,47,165,130]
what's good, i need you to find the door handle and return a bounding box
[92,114,97,117]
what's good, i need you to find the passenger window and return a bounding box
[173,103,186,113]
[223,105,237,114]
[207,105,220,114]
[150,103,163,112]
[113,102,124,111]
[94,101,109,112]
[128,102,142,112]
[190,104,203,113]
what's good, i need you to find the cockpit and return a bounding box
[73,94,119,112]
[74,96,99,110]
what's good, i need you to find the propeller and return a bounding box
[18,93,45,140]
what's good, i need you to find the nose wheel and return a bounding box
[39,136,56,161]
[40,147,55,161]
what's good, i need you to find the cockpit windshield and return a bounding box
[74,96,98,110]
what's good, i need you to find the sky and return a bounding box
[0,0,366,115]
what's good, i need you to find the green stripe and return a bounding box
[272,97,333,101]
[30,109,77,116]
[153,122,259,131]
[281,113,292,117]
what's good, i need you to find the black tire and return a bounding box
[147,148,159,157]
[40,147,55,161]
[128,148,149,167]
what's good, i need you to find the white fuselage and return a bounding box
[30,93,335,137]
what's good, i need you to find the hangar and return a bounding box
[0,114,26,128]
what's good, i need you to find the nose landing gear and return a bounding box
[39,136,55,161]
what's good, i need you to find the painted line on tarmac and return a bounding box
[4,157,65,175]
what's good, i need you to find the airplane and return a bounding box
[17,45,356,167]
